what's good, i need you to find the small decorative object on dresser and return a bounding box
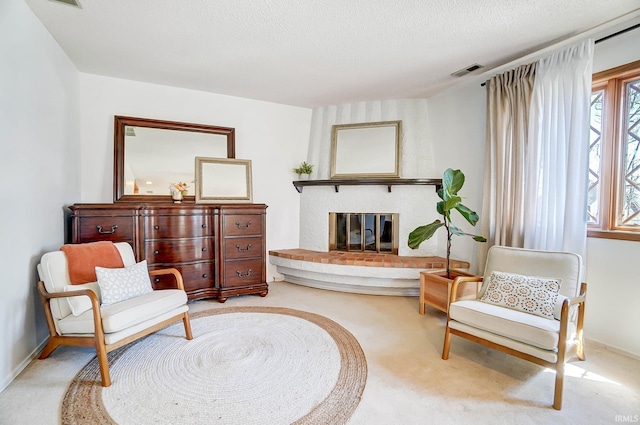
[169,182,188,203]
[68,203,268,302]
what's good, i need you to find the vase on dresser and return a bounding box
[170,190,183,203]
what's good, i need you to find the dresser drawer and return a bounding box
[224,237,263,260]
[145,214,212,239]
[223,214,263,237]
[145,238,213,264]
[76,216,135,243]
[223,259,263,287]
[150,262,214,292]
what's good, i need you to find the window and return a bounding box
[588,59,640,241]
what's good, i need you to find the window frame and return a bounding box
[588,59,640,242]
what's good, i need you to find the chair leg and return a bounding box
[442,324,452,360]
[38,337,62,359]
[183,312,193,340]
[95,341,111,387]
[576,330,586,361]
[419,279,426,315]
[553,363,564,410]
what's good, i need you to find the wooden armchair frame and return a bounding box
[442,276,587,410]
[37,268,193,387]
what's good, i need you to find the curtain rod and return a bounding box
[480,22,640,87]
[595,21,640,44]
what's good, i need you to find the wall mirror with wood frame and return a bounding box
[114,116,235,202]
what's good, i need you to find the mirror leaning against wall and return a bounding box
[114,116,236,202]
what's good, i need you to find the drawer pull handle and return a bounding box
[202,247,208,252]
[236,243,253,253]
[236,269,253,278]
[202,224,207,229]
[202,274,208,278]
[154,278,160,283]
[154,225,160,230]
[235,221,252,229]
[96,225,118,234]
[154,250,159,255]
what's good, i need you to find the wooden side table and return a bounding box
[419,270,481,314]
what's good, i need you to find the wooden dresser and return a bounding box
[68,203,268,302]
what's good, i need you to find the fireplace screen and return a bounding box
[329,213,398,254]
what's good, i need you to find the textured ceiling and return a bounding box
[24,0,640,108]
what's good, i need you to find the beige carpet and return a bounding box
[1,281,639,424]
[61,307,367,425]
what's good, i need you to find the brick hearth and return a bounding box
[269,249,470,269]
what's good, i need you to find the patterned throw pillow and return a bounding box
[95,260,153,306]
[480,271,561,319]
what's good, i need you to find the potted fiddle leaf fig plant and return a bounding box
[409,168,486,314]
[408,168,486,278]
[293,161,314,180]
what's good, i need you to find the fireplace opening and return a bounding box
[329,213,398,254]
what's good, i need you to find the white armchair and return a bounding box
[37,242,193,387]
[442,245,586,410]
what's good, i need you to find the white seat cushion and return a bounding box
[449,299,566,351]
[58,289,187,335]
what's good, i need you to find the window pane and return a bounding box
[336,213,347,250]
[379,215,393,253]
[619,79,640,227]
[588,90,604,224]
[348,213,362,250]
[364,214,377,251]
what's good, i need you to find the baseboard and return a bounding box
[0,338,48,394]
[584,337,640,361]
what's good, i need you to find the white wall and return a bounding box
[585,28,640,357]
[0,0,81,391]
[78,74,312,280]
[426,82,487,273]
[425,28,640,357]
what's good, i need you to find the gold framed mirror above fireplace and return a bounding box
[330,120,402,179]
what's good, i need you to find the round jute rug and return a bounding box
[61,306,367,425]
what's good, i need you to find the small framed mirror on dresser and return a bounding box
[113,116,236,203]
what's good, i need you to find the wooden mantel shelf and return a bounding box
[292,178,443,193]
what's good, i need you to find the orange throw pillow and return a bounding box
[60,241,125,285]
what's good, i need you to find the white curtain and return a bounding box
[480,40,594,267]
[524,40,594,260]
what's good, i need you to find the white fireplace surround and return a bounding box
[300,98,440,257]
[271,99,451,295]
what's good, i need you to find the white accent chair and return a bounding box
[442,246,587,410]
[37,242,193,387]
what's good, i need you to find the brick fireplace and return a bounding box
[269,184,468,295]
[268,98,467,295]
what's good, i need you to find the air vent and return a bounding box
[451,63,484,77]
[48,0,81,8]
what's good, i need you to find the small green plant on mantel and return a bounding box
[293,161,314,177]
[408,168,486,278]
